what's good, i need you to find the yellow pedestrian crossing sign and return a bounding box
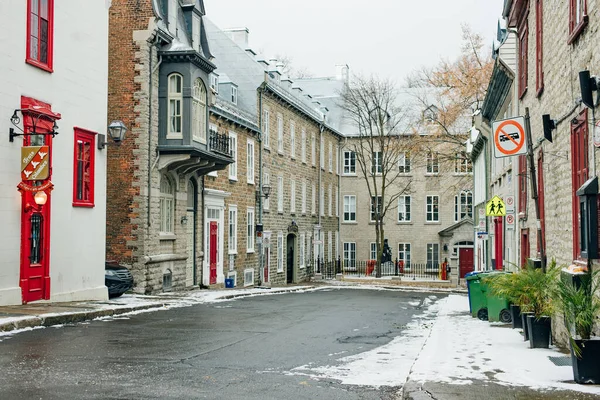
[486,196,506,217]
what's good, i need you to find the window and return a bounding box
[519,22,528,98]
[569,0,588,43]
[262,110,270,148]
[518,155,527,214]
[343,195,356,222]
[426,152,439,174]
[231,86,238,104]
[229,206,237,254]
[328,184,332,216]
[311,134,316,166]
[263,172,270,210]
[399,152,411,173]
[320,136,325,169]
[336,146,340,175]
[191,14,200,51]
[344,151,356,174]
[320,185,325,216]
[210,73,219,94]
[290,180,296,213]
[247,139,255,184]
[168,74,183,138]
[306,232,312,267]
[370,243,377,261]
[229,132,237,180]
[311,183,316,215]
[427,243,439,268]
[536,0,544,95]
[247,208,255,252]
[454,191,473,222]
[192,79,207,142]
[244,268,254,287]
[301,181,307,214]
[328,232,333,262]
[398,243,411,269]
[277,114,284,153]
[328,142,333,172]
[26,0,54,71]
[335,187,339,217]
[301,128,307,163]
[277,176,284,213]
[72,128,96,207]
[290,121,296,159]
[370,196,382,222]
[454,152,472,174]
[277,232,284,272]
[300,233,306,268]
[167,0,177,33]
[426,195,439,222]
[571,109,588,258]
[160,175,174,234]
[398,195,411,222]
[335,231,339,259]
[372,152,382,175]
[343,242,356,269]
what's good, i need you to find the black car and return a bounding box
[105,261,134,298]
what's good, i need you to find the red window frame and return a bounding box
[571,109,589,259]
[568,0,588,44]
[535,0,544,96]
[518,155,527,216]
[72,128,97,207]
[521,228,530,267]
[26,0,54,72]
[518,22,528,99]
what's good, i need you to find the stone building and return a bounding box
[107,0,233,293]
[0,0,111,305]
[204,20,343,286]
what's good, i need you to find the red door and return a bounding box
[209,221,218,285]
[493,216,503,270]
[459,248,474,278]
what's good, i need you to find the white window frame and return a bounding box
[372,151,383,175]
[335,187,339,217]
[426,195,439,222]
[336,145,340,175]
[247,139,255,184]
[328,184,332,216]
[343,151,356,175]
[343,242,356,269]
[328,231,333,262]
[320,136,325,169]
[290,180,296,213]
[343,195,356,222]
[277,232,284,272]
[231,86,238,104]
[427,243,439,269]
[228,205,238,254]
[328,142,333,172]
[320,185,325,216]
[167,73,183,139]
[192,78,206,143]
[455,152,473,174]
[335,231,339,259]
[426,152,439,175]
[454,190,473,222]
[311,134,316,166]
[229,131,237,180]
[370,196,382,222]
[263,109,270,149]
[399,152,411,174]
[247,207,255,253]
[168,0,177,34]
[370,242,377,261]
[277,175,284,213]
[301,128,307,163]
[300,233,306,268]
[263,172,270,211]
[301,181,307,214]
[398,195,411,222]
[290,120,296,159]
[277,113,284,154]
[398,243,411,269]
[210,73,219,94]
[311,183,316,215]
[159,174,174,234]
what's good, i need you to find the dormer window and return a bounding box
[168,0,178,35]
[210,74,219,94]
[192,14,200,52]
[231,86,238,105]
[423,106,438,124]
[168,73,183,138]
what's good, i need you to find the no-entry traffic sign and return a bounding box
[492,116,527,158]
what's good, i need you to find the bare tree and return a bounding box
[339,75,418,277]
[275,53,314,79]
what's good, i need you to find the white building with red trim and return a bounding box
[0,0,111,305]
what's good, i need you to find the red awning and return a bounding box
[20,96,61,133]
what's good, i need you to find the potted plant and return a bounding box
[558,267,600,384]
[520,261,559,349]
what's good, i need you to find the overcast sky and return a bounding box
[204,0,505,85]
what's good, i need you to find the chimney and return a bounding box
[224,27,250,49]
[335,64,350,84]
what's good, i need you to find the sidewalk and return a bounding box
[0,285,315,334]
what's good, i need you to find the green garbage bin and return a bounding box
[481,271,512,323]
[466,272,488,320]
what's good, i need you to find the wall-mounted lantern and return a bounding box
[98,120,127,149]
[9,108,60,142]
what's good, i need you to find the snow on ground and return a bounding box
[410,294,600,395]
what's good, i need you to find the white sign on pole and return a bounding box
[505,195,515,213]
[492,117,527,158]
[506,213,515,230]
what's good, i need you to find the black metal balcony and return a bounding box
[209,129,232,157]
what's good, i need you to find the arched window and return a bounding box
[454,190,473,222]
[168,74,183,138]
[192,78,207,142]
[160,175,174,233]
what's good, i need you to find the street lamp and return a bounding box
[98,120,128,149]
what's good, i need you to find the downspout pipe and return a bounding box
[318,120,324,260]
[257,85,264,286]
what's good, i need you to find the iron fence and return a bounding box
[306,257,443,281]
[209,130,232,157]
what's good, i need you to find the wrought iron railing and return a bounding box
[209,130,232,157]
[308,257,443,281]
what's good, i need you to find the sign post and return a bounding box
[492,117,527,158]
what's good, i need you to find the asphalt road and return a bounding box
[0,288,441,400]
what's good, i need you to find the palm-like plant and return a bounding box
[558,269,600,358]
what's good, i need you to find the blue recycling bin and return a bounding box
[225,278,234,288]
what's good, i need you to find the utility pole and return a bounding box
[524,107,546,272]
